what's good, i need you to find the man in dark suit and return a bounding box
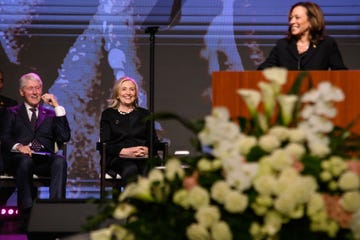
[0,72,71,217]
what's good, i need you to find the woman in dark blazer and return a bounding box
[100,76,161,184]
[258,2,347,70]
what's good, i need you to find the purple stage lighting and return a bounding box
[0,207,19,217]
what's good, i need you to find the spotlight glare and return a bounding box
[0,206,20,217]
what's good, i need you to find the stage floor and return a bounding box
[0,183,107,239]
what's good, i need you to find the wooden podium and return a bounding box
[212,70,360,135]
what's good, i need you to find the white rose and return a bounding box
[273,168,298,196]
[328,156,348,176]
[314,100,337,118]
[320,171,332,182]
[237,136,257,155]
[111,225,135,240]
[254,175,276,196]
[263,210,284,236]
[225,164,256,192]
[317,81,344,102]
[195,205,221,228]
[211,180,231,204]
[340,191,360,212]
[308,141,330,158]
[284,142,305,159]
[307,193,325,217]
[189,186,210,209]
[268,149,293,171]
[165,158,185,181]
[113,203,136,220]
[224,191,248,213]
[211,221,233,240]
[251,195,273,216]
[255,195,273,207]
[249,222,263,239]
[288,128,306,143]
[120,178,153,202]
[291,176,317,204]
[212,158,222,170]
[268,126,289,142]
[173,189,191,209]
[350,210,360,240]
[186,223,210,240]
[258,134,280,152]
[90,227,112,240]
[325,220,340,238]
[308,115,334,133]
[197,158,213,172]
[338,171,360,191]
[300,104,315,119]
[328,181,338,191]
[148,168,164,183]
[212,107,230,121]
[274,193,297,216]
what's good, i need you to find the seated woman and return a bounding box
[100,76,161,185]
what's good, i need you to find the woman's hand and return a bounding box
[120,146,148,158]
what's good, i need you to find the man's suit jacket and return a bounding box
[0,103,71,157]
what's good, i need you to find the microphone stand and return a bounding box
[145,26,159,159]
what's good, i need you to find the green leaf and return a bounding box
[288,71,311,95]
[247,146,267,162]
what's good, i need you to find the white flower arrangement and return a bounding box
[87,67,360,240]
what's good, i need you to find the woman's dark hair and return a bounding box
[287,2,325,46]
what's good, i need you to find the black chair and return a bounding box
[96,141,168,200]
[0,141,68,204]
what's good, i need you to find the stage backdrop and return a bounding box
[0,0,359,194]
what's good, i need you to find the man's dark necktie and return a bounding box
[30,107,37,130]
[29,107,42,152]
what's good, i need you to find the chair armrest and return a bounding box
[55,142,68,159]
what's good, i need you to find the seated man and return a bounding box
[0,72,71,219]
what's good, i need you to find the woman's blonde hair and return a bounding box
[108,76,139,109]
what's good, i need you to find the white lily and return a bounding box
[237,89,261,117]
[277,94,298,126]
[259,81,276,119]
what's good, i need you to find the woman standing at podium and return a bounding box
[258,2,347,70]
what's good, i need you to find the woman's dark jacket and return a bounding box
[258,36,347,70]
